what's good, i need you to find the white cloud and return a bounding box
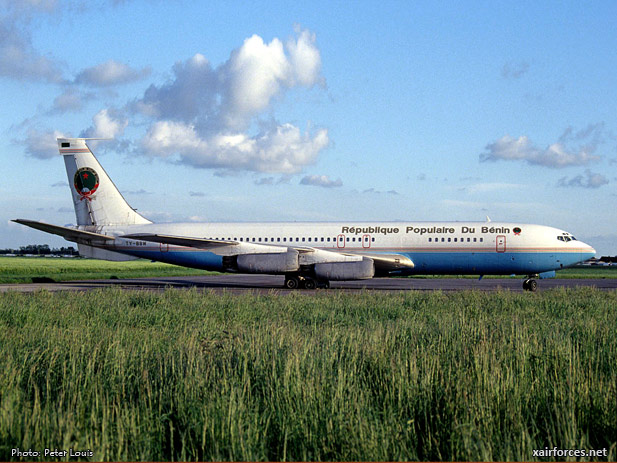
[287,26,323,87]
[136,28,322,130]
[300,175,342,188]
[80,109,128,139]
[480,134,601,168]
[142,120,329,174]
[221,35,291,128]
[49,87,92,113]
[74,59,151,87]
[134,27,327,175]
[24,128,66,159]
[0,19,64,83]
[557,170,609,189]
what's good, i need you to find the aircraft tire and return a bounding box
[284,276,300,290]
[528,279,538,292]
[304,278,317,290]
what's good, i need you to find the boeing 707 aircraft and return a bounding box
[14,138,596,291]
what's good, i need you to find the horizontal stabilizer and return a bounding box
[12,219,115,243]
[122,233,238,248]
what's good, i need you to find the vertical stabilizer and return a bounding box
[58,138,152,226]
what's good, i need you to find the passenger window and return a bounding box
[308,237,311,242]
[441,238,445,242]
[454,238,457,242]
[372,237,375,242]
[448,238,451,242]
[302,237,305,242]
[327,237,330,242]
[473,238,477,242]
[346,237,350,242]
[428,237,432,242]
[480,238,483,242]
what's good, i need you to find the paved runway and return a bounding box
[1,274,616,294]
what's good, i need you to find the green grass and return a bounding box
[0,288,615,461]
[556,266,617,278]
[0,257,213,284]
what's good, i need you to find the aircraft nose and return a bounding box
[581,242,596,261]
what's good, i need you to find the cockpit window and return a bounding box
[557,236,565,242]
[558,235,575,242]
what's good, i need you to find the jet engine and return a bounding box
[236,249,299,273]
[314,257,374,280]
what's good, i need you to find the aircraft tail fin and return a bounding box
[58,138,152,226]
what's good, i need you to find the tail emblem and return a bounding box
[74,167,100,201]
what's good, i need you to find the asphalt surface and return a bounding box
[1,274,616,294]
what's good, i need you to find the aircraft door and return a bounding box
[160,243,169,252]
[362,234,371,248]
[496,235,506,253]
[337,234,345,248]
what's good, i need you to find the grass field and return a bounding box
[0,288,615,461]
[0,257,212,284]
[1,256,616,284]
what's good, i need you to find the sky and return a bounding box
[1,0,616,255]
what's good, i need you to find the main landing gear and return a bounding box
[284,275,330,290]
[523,277,538,292]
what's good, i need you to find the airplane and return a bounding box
[14,138,596,291]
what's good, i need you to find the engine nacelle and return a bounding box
[314,257,375,281]
[237,250,299,274]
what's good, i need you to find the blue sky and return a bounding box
[1,0,616,255]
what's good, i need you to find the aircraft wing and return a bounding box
[122,233,238,248]
[12,219,115,244]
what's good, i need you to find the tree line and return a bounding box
[0,244,78,256]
